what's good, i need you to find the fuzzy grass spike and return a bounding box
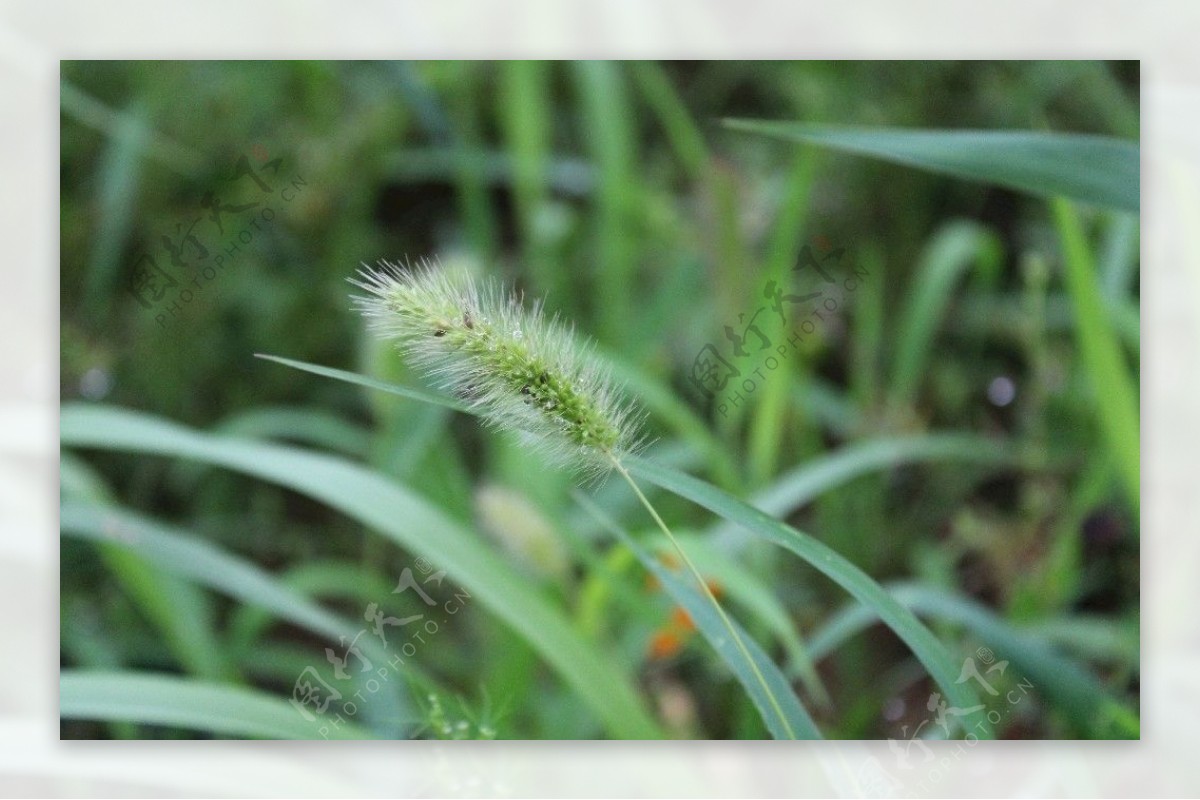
[351,257,799,739]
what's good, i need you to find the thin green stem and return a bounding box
[607,454,797,740]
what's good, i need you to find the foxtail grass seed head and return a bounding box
[351,258,644,479]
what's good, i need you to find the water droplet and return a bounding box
[987,376,1016,407]
[79,367,112,400]
[883,697,906,722]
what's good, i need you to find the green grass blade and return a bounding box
[83,102,146,320]
[61,404,664,740]
[226,560,400,653]
[214,406,372,458]
[807,583,1138,738]
[574,493,823,740]
[500,60,557,301]
[664,531,829,706]
[1098,211,1140,301]
[255,354,470,413]
[62,502,376,652]
[61,501,410,737]
[1020,616,1139,666]
[710,433,1024,547]
[102,550,233,681]
[62,472,233,682]
[630,61,709,178]
[626,455,993,738]
[61,670,374,739]
[1052,198,1140,510]
[755,434,1018,514]
[263,351,743,493]
[891,221,1003,407]
[575,61,639,346]
[724,121,1139,212]
[747,151,819,485]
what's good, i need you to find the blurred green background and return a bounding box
[59,60,1140,740]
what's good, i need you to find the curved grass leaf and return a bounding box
[104,553,232,681]
[61,501,411,737]
[1020,616,1139,667]
[261,351,743,493]
[1052,198,1140,510]
[807,583,1138,739]
[62,471,232,682]
[226,560,401,655]
[215,406,372,458]
[61,404,663,740]
[62,502,378,652]
[626,455,993,738]
[259,350,692,543]
[61,670,374,740]
[574,493,822,740]
[724,121,1139,212]
[251,356,998,736]
[661,531,828,705]
[891,221,1003,406]
[710,433,1024,549]
[254,354,471,413]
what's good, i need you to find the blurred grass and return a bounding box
[59,60,1140,740]
[62,402,664,739]
[1052,198,1141,510]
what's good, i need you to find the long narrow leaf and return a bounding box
[724,121,1139,212]
[710,434,1024,549]
[807,583,1138,738]
[890,221,1003,406]
[1052,198,1140,510]
[574,493,822,740]
[61,404,663,739]
[664,531,829,704]
[61,501,411,737]
[254,354,471,414]
[626,455,993,738]
[61,671,374,740]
